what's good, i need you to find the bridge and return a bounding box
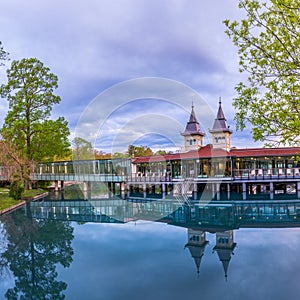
[0,158,300,201]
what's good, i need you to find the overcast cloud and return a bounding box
[0,0,260,152]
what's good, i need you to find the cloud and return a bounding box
[0,0,257,151]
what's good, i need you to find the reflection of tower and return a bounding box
[213,230,236,280]
[209,98,232,151]
[181,104,205,151]
[184,229,208,275]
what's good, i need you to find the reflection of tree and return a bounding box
[1,203,74,299]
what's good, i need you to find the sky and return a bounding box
[0,0,262,153]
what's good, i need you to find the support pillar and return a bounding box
[54,180,59,192]
[242,183,247,200]
[60,180,64,191]
[270,182,274,200]
[227,183,231,200]
[112,182,116,195]
[162,183,166,199]
[83,181,92,200]
[297,181,300,199]
[212,183,215,200]
[193,183,197,200]
[216,183,220,201]
[126,183,131,197]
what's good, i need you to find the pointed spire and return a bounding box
[210,98,232,134]
[217,97,225,120]
[182,104,205,136]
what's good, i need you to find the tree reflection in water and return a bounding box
[0,202,74,299]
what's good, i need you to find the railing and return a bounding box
[233,168,300,180]
[30,173,126,182]
[126,173,172,183]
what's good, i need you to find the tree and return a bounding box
[127,145,154,157]
[0,40,9,65]
[224,0,300,146]
[0,57,70,160]
[30,117,71,162]
[72,137,94,160]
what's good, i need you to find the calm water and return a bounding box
[1,195,300,300]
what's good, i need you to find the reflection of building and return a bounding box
[213,230,236,280]
[184,229,208,274]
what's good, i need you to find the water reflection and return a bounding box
[0,202,74,299]
[2,194,300,299]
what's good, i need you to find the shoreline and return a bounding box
[0,191,49,216]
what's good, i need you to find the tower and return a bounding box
[184,229,209,275]
[213,230,236,280]
[182,104,205,151]
[209,98,232,151]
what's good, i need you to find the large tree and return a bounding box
[224,0,300,146]
[0,57,70,160]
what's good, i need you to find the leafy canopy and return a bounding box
[0,57,70,160]
[224,0,300,146]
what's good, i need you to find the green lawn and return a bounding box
[0,187,46,211]
[23,188,46,198]
[0,187,22,210]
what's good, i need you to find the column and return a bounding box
[162,183,166,199]
[242,183,247,200]
[297,181,300,199]
[60,180,64,191]
[193,183,197,200]
[143,183,147,198]
[227,183,231,200]
[270,182,274,200]
[216,183,220,201]
[212,183,215,200]
[54,180,59,192]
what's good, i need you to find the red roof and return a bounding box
[132,145,300,164]
[230,147,300,157]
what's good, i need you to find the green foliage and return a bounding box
[31,117,71,161]
[9,181,24,200]
[224,0,300,146]
[72,137,94,160]
[127,144,154,157]
[0,57,70,160]
[0,40,9,65]
[155,150,173,155]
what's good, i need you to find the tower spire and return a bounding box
[182,104,205,151]
[209,98,232,151]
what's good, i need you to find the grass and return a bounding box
[23,188,46,198]
[0,187,46,211]
[0,187,22,210]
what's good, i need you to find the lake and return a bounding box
[1,193,300,300]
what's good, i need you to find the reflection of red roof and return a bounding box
[132,145,300,164]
